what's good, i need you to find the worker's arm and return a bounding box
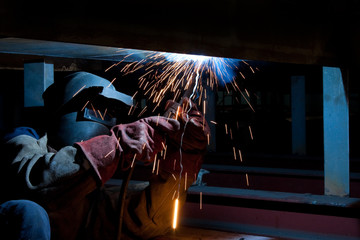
[3,133,97,208]
[76,116,180,185]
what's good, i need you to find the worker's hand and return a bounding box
[164,97,210,152]
[113,116,180,164]
[159,98,210,181]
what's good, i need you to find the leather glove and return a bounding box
[160,98,210,181]
[76,116,180,185]
[113,116,180,165]
[164,97,209,151]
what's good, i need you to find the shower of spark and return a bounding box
[107,49,256,115]
[106,49,257,221]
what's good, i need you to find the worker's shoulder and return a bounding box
[3,127,40,142]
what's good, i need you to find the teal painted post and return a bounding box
[24,62,54,107]
[323,67,349,197]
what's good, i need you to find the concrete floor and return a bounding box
[156,226,288,240]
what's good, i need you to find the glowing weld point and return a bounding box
[164,52,212,63]
[162,52,240,85]
[172,198,179,229]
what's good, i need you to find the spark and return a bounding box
[249,125,254,140]
[246,173,250,186]
[175,105,181,121]
[163,145,167,160]
[203,100,206,115]
[172,190,177,201]
[172,198,179,229]
[103,108,108,119]
[73,85,86,98]
[156,159,160,175]
[111,50,256,115]
[90,103,98,118]
[116,137,121,149]
[249,66,255,73]
[104,149,114,158]
[107,50,258,230]
[128,104,134,116]
[245,88,250,97]
[131,102,139,115]
[184,172,187,190]
[107,77,117,88]
[137,106,147,118]
[202,116,205,130]
[152,154,157,173]
[81,100,90,111]
[105,63,117,72]
[132,91,138,99]
[97,110,104,120]
[240,72,245,79]
[156,113,160,126]
[131,154,136,168]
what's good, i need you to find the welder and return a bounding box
[0,71,209,240]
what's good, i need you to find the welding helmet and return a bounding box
[42,71,133,149]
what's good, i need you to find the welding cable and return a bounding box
[116,164,135,240]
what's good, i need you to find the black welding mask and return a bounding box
[42,71,133,149]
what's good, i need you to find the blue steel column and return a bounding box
[291,76,306,155]
[323,67,349,197]
[24,62,54,107]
